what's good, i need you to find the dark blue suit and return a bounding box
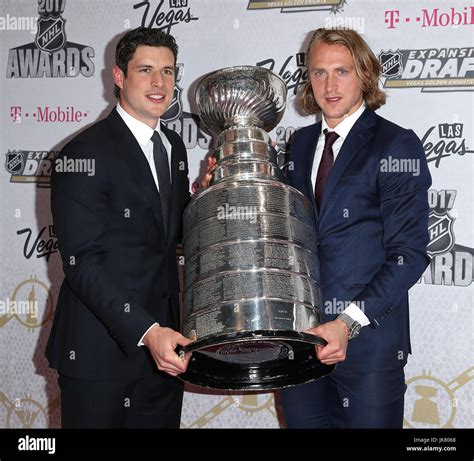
[281,109,431,427]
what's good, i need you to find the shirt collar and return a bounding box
[116,103,161,146]
[321,102,366,141]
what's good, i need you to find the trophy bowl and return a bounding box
[179,66,334,390]
[195,65,287,133]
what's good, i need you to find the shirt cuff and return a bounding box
[343,303,370,327]
[137,322,160,347]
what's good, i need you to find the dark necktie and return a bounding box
[315,129,339,210]
[151,131,171,235]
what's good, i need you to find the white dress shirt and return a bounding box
[310,103,370,328]
[310,103,366,191]
[116,103,172,189]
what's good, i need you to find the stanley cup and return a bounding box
[180,66,334,390]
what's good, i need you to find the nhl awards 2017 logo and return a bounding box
[162,63,184,123]
[378,47,474,92]
[6,0,95,78]
[419,189,473,287]
[35,6,66,53]
[427,210,454,258]
[162,62,212,194]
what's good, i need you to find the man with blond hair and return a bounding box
[281,28,431,428]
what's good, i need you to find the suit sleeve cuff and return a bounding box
[137,322,160,347]
[343,303,371,327]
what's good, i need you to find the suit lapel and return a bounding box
[107,109,167,239]
[318,109,376,221]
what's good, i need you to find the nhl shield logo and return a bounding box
[162,85,183,123]
[5,151,24,175]
[427,211,455,257]
[35,16,66,53]
[379,50,402,78]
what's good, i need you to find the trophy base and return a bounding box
[179,330,335,391]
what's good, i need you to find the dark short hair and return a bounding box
[114,27,178,98]
[301,28,386,114]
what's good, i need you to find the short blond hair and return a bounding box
[301,28,386,114]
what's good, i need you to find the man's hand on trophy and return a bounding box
[305,321,349,365]
[142,324,193,376]
[201,156,217,188]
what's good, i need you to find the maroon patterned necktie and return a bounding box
[315,129,339,210]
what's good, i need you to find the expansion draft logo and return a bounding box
[378,47,474,92]
[5,150,58,187]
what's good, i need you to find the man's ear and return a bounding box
[113,66,124,91]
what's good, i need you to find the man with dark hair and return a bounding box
[46,27,192,428]
[280,28,431,428]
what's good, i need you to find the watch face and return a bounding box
[350,324,361,340]
[337,313,361,340]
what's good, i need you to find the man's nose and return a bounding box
[152,72,164,88]
[325,74,337,93]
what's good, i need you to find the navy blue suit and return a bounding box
[281,109,431,428]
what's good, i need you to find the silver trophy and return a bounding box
[180,66,334,390]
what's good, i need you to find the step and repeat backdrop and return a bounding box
[0,0,472,428]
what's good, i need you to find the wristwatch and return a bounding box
[336,313,361,340]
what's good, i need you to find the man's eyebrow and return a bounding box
[310,65,352,71]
